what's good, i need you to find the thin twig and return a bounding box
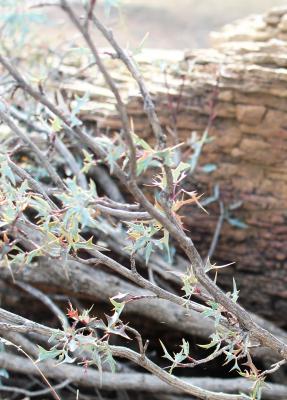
[90,165,125,202]
[177,345,229,368]
[97,198,140,211]
[7,157,57,208]
[14,281,68,327]
[8,105,88,189]
[0,337,62,400]
[259,359,287,378]
[0,379,70,397]
[61,0,137,180]
[207,200,225,261]
[0,54,126,183]
[0,108,66,190]
[91,202,150,221]
[90,13,166,149]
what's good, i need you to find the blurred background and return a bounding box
[110,0,287,48]
[38,0,287,49]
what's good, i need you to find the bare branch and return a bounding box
[207,200,225,261]
[0,258,214,340]
[90,13,166,149]
[0,107,66,190]
[2,336,285,399]
[2,348,287,399]
[7,157,56,208]
[8,105,88,189]
[91,202,150,220]
[14,281,68,327]
[60,0,137,180]
[0,380,70,398]
[0,330,39,358]
[0,308,57,337]
[89,165,125,202]
[0,54,126,183]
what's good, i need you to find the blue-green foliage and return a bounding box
[0,1,47,46]
[104,0,121,16]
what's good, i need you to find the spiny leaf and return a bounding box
[172,162,190,182]
[231,278,240,303]
[159,340,174,362]
[37,346,62,362]
[50,116,62,132]
[1,161,16,186]
[56,351,76,365]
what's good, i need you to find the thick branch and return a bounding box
[1,350,287,399]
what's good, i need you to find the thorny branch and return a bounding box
[57,0,287,361]
[0,2,286,400]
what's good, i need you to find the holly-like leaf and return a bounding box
[0,161,16,186]
[159,340,174,363]
[37,346,62,362]
[56,351,76,365]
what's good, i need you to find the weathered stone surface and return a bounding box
[236,105,266,125]
[211,5,287,46]
[278,14,287,31]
